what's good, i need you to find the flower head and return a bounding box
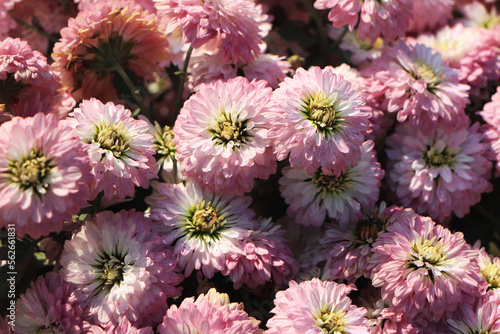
[448,293,500,333]
[174,77,277,195]
[148,181,256,278]
[480,88,500,177]
[406,0,454,33]
[371,214,484,323]
[385,121,493,223]
[60,210,183,327]
[279,140,383,226]
[63,98,157,200]
[269,66,369,176]
[158,288,263,333]
[0,113,91,238]
[266,278,369,333]
[52,0,169,101]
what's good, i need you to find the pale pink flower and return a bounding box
[406,0,454,34]
[371,214,484,324]
[448,293,500,333]
[242,53,291,89]
[0,113,91,239]
[17,271,89,334]
[0,37,62,120]
[266,278,369,333]
[473,242,500,293]
[89,317,154,334]
[62,98,157,200]
[174,77,276,195]
[385,121,493,223]
[314,0,412,43]
[459,2,500,30]
[269,66,369,176]
[322,203,414,282]
[60,210,183,327]
[363,40,470,134]
[155,0,270,64]
[279,140,383,227]
[0,0,19,37]
[222,217,297,289]
[52,0,169,102]
[148,181,256,278]
[415,23,500,94]
[158,288,263,333]
[480,88,500,177]
[328,27,383,67]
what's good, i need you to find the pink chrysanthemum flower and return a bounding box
[385,121,493,223]
[459,2,500,30]
[406,0,454,34]
[363,40,470,134]
[155,0,269,64]
[60,210,183,327]
[158,288,263,333]
[314,0,412,43]
[328,27,383,67]
[63,98,157,200]
[52,0,169,102]
[0,113,91,238]
[322,203,414,282]
[17,271,89,334]
[148,180,256,278]
[0,37,63,120]
[269,66,369,176]
[415,23,500,94]
[473,242,500,293]
[370,214,484,324]
[89,316,154,334]
[266,278,369,333]
[242,53,291,89]
[448,293,500,333]
[174,77,277,195]
[279,140,383,227]
[222,217,297,289]
[0,1,19,37]
[480,88,500,177]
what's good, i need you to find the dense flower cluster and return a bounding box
[3,0,500,332]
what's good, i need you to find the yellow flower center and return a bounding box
[93,122,131,157]
[414,61,445,90]
[153,125,176,158]
[95,254,128,290]
[209,113,249,148]
[307,92,338,132]
[481,261,500,290]
[7,150,54,195]
[315,310,347,333]
[423,145,456,168]
[312,168,351,193]
[411,237,448,267]
[188,201,226,238]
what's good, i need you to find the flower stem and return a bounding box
[331,26,348,50]
[14,18,59,43]
[299,0,328,50]
[112,62,151,121]
[174,46,193,115]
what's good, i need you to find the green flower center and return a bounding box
[305,92,340,134]
[481,261,500,291]
[186,201,226,240]
[7,150,54,195]
[312,169,351,193]
[94,252,129,291]
[153,125,176,159]
[92,122,131,157]
[413,61,444,91]
[209,113,250,148]
[315,310,347,333]
[423,145,456,168]
[411,237,448,268]
[86,32,136,77]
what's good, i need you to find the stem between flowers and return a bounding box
[174,46,194,115]
[112,62,151,121]
[299,0,328,51]
[331,26,348,50]
[14,19,59,43]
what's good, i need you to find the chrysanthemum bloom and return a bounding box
[269,66,369,176]
[314,0,412,43]
[60,210,184,327]
[242,53,291,89]
[473,242,500,293]
[0,1,19,37]
[0,37,63,120]
[0,113,91,238]
[328,27,383,67]
[222,217,297,289]
[63,98,157,200]
[174,77,277,195]
[89,316,154,334]
[323,203,414,282]
[148,180,256,278]
[266,278,369,333]
[406,0,454,34]
[448,293,500,333]
[385,121,493,223]
[52,0,169,102]
[459,2,500,30]
[155,0,270,64]
[279,140,383,227]
[363,40,470,135]
[16,271,89,333]
[158,288,263,333]
[415,23,500,94]
[370,214,484,324]
[480,88,500,177]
